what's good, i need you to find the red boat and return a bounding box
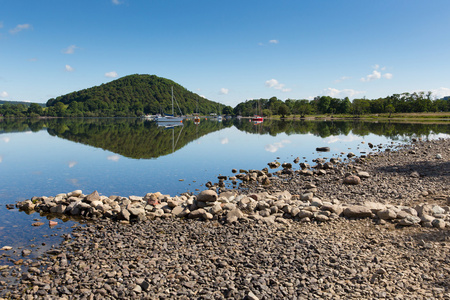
[252,115,264,122]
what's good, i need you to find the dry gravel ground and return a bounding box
[1,138,450,299]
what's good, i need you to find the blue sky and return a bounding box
[1,0,449,107]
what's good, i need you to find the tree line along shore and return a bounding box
[1,74,449,118]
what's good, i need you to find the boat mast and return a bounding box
[171,86,174,116]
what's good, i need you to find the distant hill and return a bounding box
[0,100,45,107]
[46,74,224,117]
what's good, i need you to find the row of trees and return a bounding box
[234,92,450,117]
[1,88,449,118]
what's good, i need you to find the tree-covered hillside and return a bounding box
[45,74,226,117]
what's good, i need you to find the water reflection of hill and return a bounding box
[47,119,233,159]
[233,119,450,140]
[0,118,233,159]
[1,119,450,158]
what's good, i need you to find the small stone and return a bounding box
[432,219,446,229]
[315,214,329,222]
[133,284,142,293]
[316,147,330,152]
[410,171,420,178]
[343,175,361,185]
[247,291,259,300]
[357,171,370,178]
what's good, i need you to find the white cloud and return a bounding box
[112,0,121,4]
[107,155,120,162]
[269,39,279,44]
[321,88,365,99]
[220,137,229,144]
[62,45,78,54]
[361,65,393,82]
[1,137,10,143]
[0,155,2,163]
[219,88,229,95]
[264,140,291,153]
[68,161,77,168]
[265,79,292,92]
[334,76,351,83]
[9,24,32,34]
[360,70,381,82]
[325,135,361,144]
[1,91,8,98]
[105,71,118,78]
[65,65,74,72]
[431,87,450,99]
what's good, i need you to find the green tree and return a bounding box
[222,106,233,116]
[386,104,395,117]
[317,96,331,114]
[278,103,290,118]
[294,100,311,117]
[27,103,43,116]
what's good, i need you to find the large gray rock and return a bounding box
[128,206,145,217]
[297,210,314,219]
[171,206,189,217]
[188,208,207,219]
[321,204,343,216]
[365,202,386,213]
[273,190,291,201]
[84,191,100,203]
[226,208,243,223]
[398,215,421,226]
[301,192,314,202]
[343,205,373,218]
[377,209,397,220]
[120,208,130,221]
[208,203,222,215]
[196,190,218,202]
[415,204,434,217]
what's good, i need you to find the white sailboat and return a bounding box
[155,86,184,123]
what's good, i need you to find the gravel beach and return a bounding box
[1,138,449,299]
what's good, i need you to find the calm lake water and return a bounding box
[0,118,449,265]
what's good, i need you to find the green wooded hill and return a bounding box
[46,74,225,117]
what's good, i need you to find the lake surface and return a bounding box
[1,118,449,265]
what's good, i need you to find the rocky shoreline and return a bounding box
[1,138,450,299]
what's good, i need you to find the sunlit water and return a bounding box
[0,118,449,266]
